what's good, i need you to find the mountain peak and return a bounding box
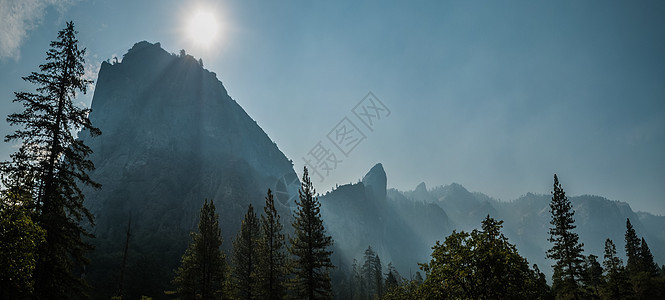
[415,182,427,193]
[83,41,298,291]
[362,163,387,202]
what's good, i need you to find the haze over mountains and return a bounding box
[81,41,663,297]
[80,41,299,297]
[321,163,665,281]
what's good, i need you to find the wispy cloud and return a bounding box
[0,0,78,61]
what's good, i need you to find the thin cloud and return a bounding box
[0,0,78,61]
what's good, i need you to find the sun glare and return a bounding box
[186,11,219,47]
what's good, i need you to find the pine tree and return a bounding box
[601,238,632,299]
[624,220,663,298]
[256,189,288,299]
[638,238,659,276]
[582,254,603,298]
[532,264,554,300]
[374,253,384,298]
[1,21,100,299]
[232,204,261,299]
[351,259,361,300]
[385,264,399,293]
[361,245,383,298]
[624,218,641,275]
[173,199,227,299]
[289,166,334,299]
[546,174,585,299]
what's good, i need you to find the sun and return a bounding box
[186,11,219,47]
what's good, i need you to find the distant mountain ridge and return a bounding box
[320,163,665,280]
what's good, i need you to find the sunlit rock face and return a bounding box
[80,41,298,295]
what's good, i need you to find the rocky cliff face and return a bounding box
[80,41,299,297]
[320,163,452,273]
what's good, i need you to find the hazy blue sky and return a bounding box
[1,0,664,214]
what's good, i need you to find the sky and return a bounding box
[1,0,664,215]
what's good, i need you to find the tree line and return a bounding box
[171,167,334,300]
[376,174,665,299]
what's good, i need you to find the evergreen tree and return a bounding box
[1,21,99,299]
[384,263,400,292]
[232,204,261,299]
[582,254,603,298]
[630,237,663,299]
[373,253,384,298]
[546,174,585,299]
[351,259,362,300]
[601,239,632,299]
[624,219,663,298]
[361,245,383,298]
[289,166,334,299]
[256,189,288,299]
[532,264,555,300]
[173,199,227,299]
[624,218,641,275]
[638,238,659,276]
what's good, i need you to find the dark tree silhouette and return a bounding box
[602,238,632,299]
[624,218,641,275]
[289,167,334,299]
[173,199,227,299]
[546,174,585,299]
[1,21,100,299]
[231,204,261,299]
[257,189,288,299]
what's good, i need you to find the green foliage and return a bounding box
[546,174,586,299]
[173,199,227,299]
[231,204,261,299]
[381,279,423,300]
[1,20,99,299]
[256,189,288,299]
[0,193,45,298]
[601,239,632,299]
[418,215,550,299]
[289,167,334,299]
